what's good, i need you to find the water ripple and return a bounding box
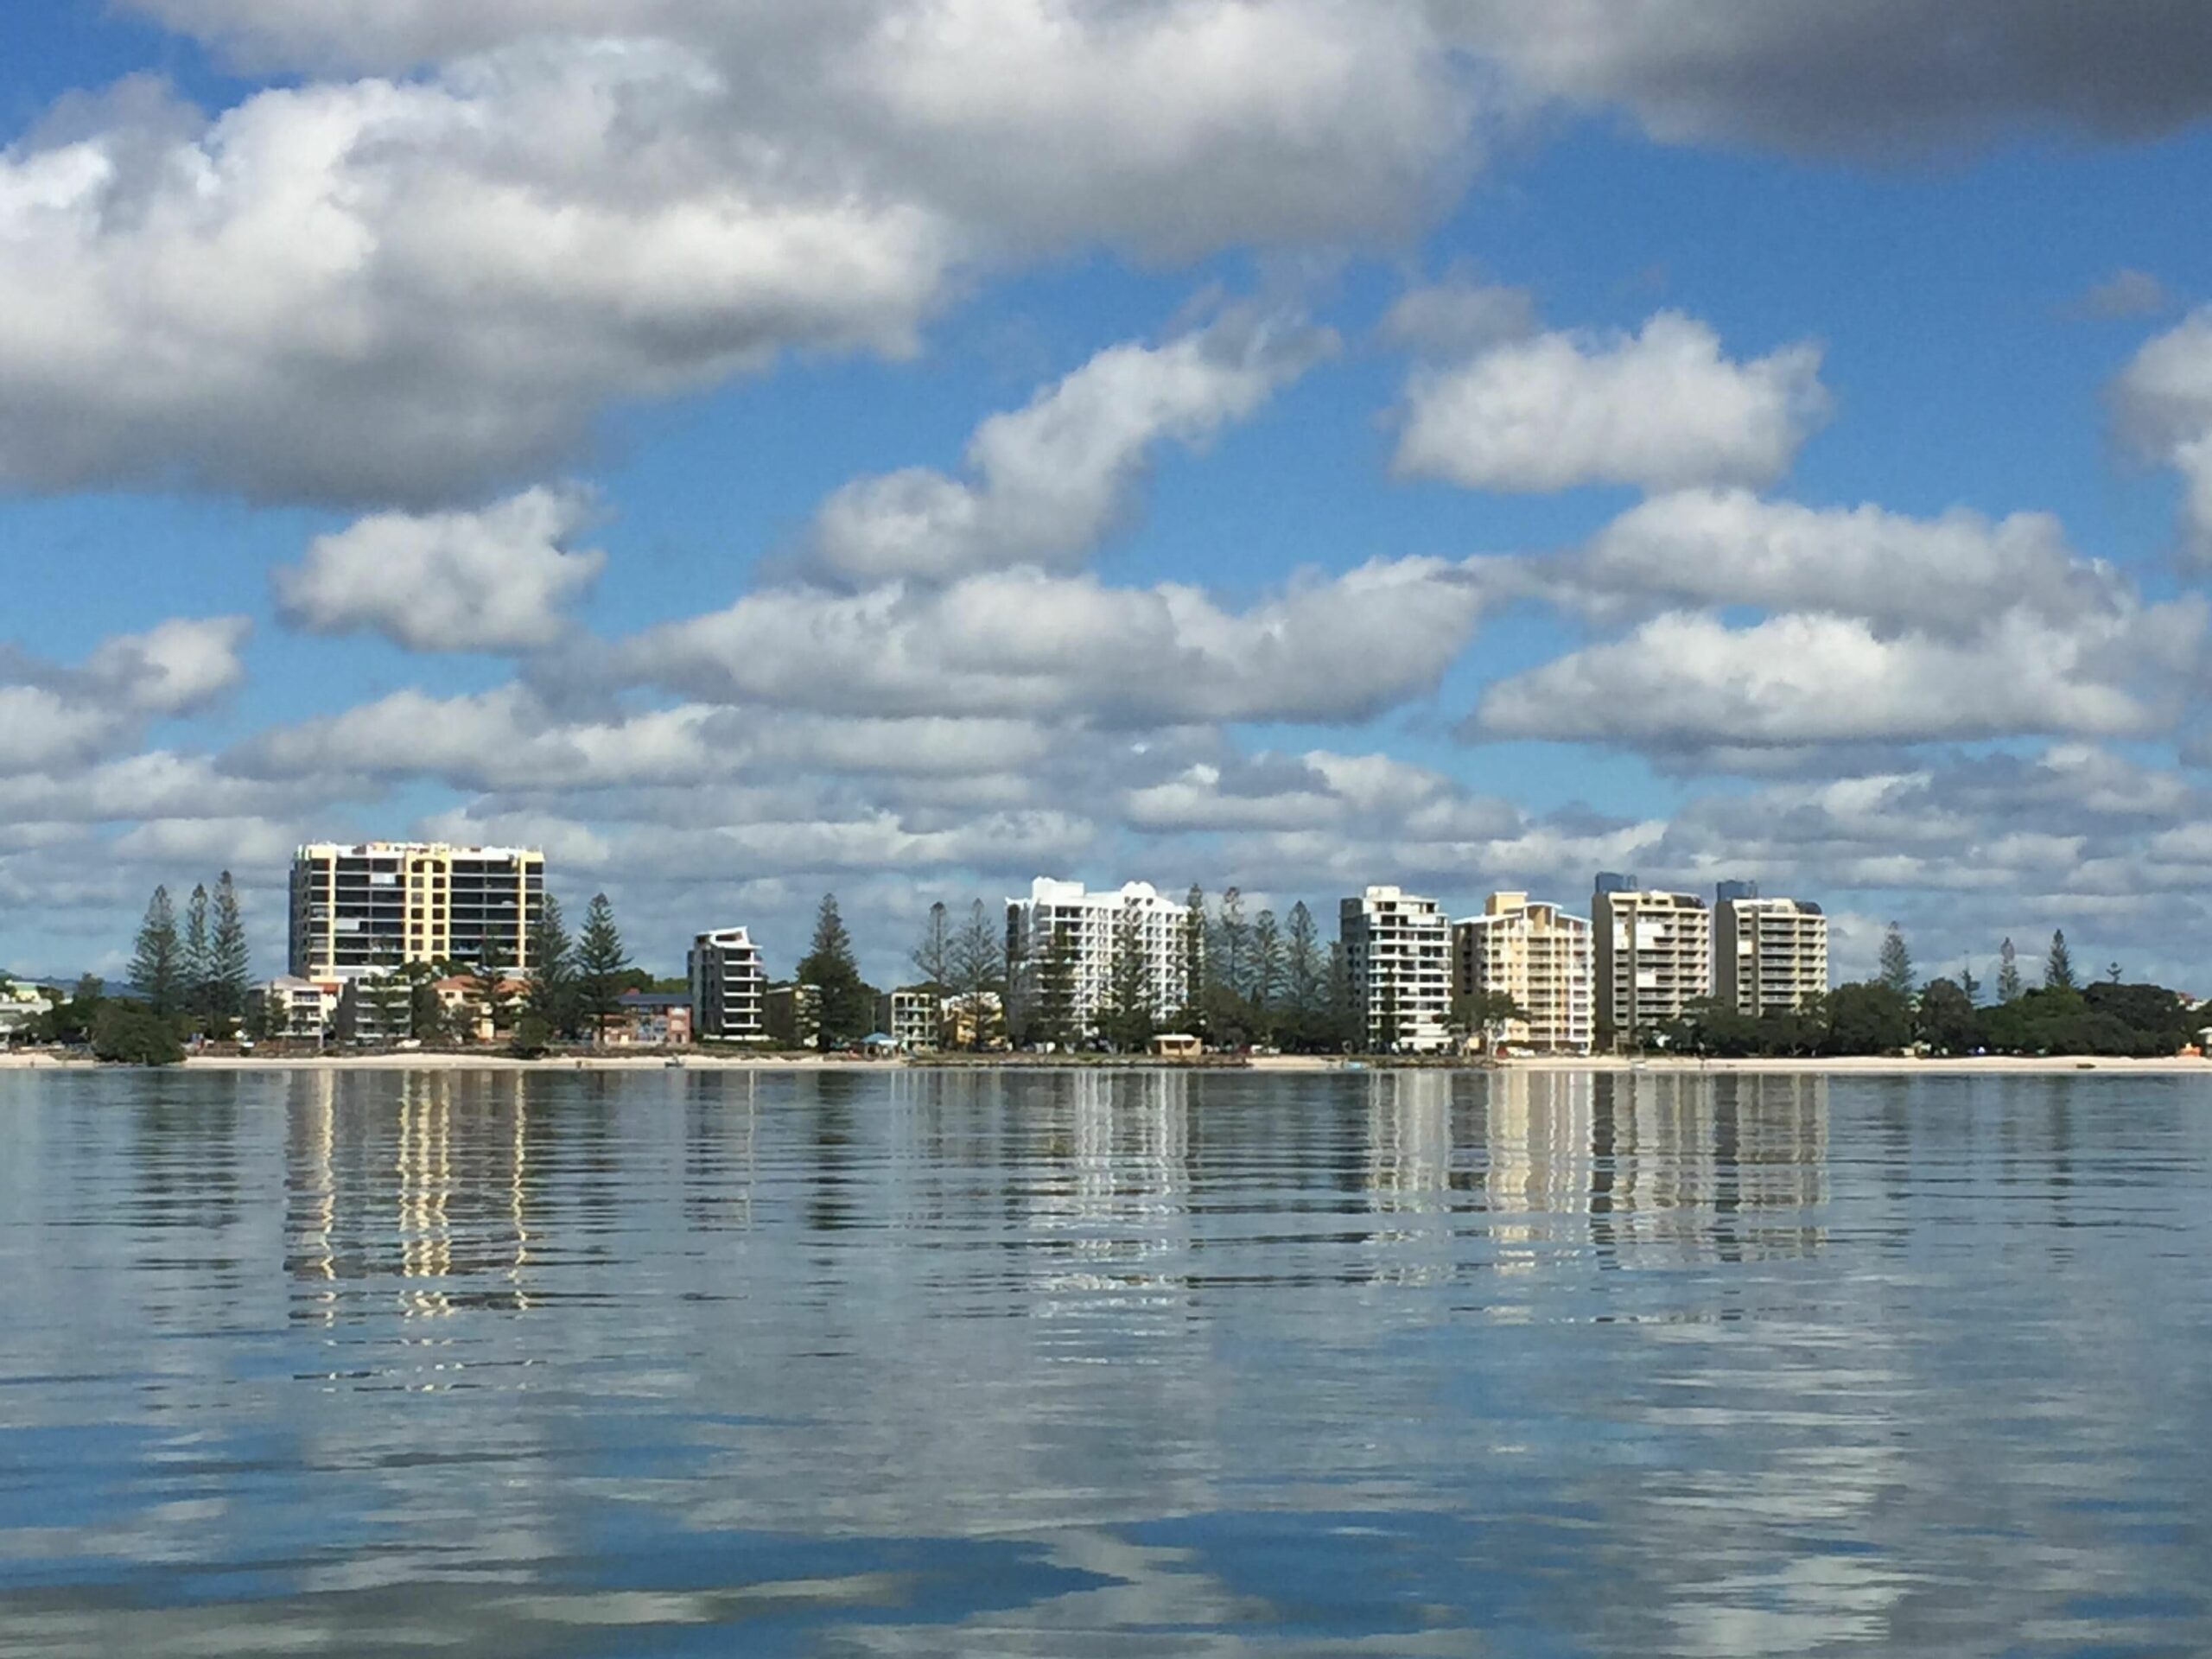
[0,1067,2205,1656]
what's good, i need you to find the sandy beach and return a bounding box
[5,1050,2209,1076]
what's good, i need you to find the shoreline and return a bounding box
[4,1051,2209,1076]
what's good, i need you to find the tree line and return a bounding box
[17,874,254,1062]
[1661,925,2200,1058]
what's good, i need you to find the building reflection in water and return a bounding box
[1480,1070,1827,1213]
[283,1070,542,1329]
[1352,1068,1831,1274]
[1027,1069,1193,1299]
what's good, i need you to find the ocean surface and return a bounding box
[0,1067,2205,1657]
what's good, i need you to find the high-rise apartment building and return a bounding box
[1592,873,1712,1046]
[1340,887,1453,1053]
[1713,882,1830,1016]
[289,842,544,981]
[1452,892,1594,1053]
[1006,879,1195,1039]
[689,926,767,1043]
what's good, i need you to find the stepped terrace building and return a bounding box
[289,842,544,982]
[689,927,767,1044]
[1341,887,1453,1054]
[1452,893,1594,1054]
[1713,883,1830,1016]
[1592,874,1712,1047]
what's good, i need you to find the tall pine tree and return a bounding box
[1178,884,1207,1032]
[1878,923,1915,1000]
[1325,940,1354,1052]
[1996,938,2023,1003]
[798,893,868,1050]
[1028,919,1079,1051]
[209,872,251,1027]
[912,901,954,993]
[525,894,578,1038]
[1285,901,1323,1015]
[181,884,211,1027]
[1097,904,1157,1052]
[575,893,631,1040]
[1250,909,1284,1021]
[1212,887,1249,1001]
[2045,929,2075,992]
[948,899,1004,1050]
[130,887,181,1018]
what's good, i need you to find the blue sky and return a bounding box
[5,3,2212,989]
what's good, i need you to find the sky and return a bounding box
[6,2,2212,990]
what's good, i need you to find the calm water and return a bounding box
[0,1068,2206,1657]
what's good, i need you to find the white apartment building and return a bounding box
[1592,874,1712,1047]
[251,976,337,1040]
[290,842,544,982]
[690,927,767,1043]
[1452,893,1594,1054]
[0,982,49,1038]
[879,988,942,1052]
[1006,879,1194,1039]
[1340,887,1453,1054]
[1713,883,1830,1016]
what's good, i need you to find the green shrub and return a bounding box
[509,1012,552,1059]
[92,1004,184,1066]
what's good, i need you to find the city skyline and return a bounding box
[8,8,2212,990]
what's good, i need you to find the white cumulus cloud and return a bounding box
[1471,607,2199,750]
[1395,311,1829,493]
[2112,307,2212,559]
[809,309,1335,587]
[630,557,1495,726]
[275,487,607,652]
[0,54,957,505]
[125,2,1473,257]
[1558,489,2113,634]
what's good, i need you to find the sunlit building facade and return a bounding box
[1340,886,1452,1053]
[1592,874,1712,1047]
[1006,878,1195,1038]
[290,842,544,982]
[1452,892,1594,1053]
[1713,883,1830,1016]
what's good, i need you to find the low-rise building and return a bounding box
[429,975,528,1043]
[877,988,942,1052]
[1713,882,1830,1015]
[765,982,823,1049]
[1340,887,1453,1053]
[1592,874,1712,1047]
[1452,893,1594,1053]
[251,976,337,1040]
[0,982,49,1039]
[941,990,1007,1052]
[611,992,693,1047]
[690,927,767,1044]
